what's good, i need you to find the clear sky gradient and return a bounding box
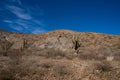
[0,0,120,35]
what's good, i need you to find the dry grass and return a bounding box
[37,48,76,60]
[0,48,120,80]
[0,53,120,80]
[0,30,120,80]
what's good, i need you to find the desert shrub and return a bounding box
[0,50,42,80]
[0,68,15,80]
[111,41,120,49]
[46,49,67,59]
[113,51,120,61]
[46,49,77,59]
[0,51,7,56]
[0,40,14,51]
[0,49,23,57]
[40,62,53,69]
[53,64,72,77]
[98,47,112,56]
[92,61,120,80]
[0,50,24,80]
[0,64,46,80]
[78,52,106,60]
[66,54,76,60]
[93,61,112,73]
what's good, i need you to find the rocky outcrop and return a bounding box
[0,30,120,55]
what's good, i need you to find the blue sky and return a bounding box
[0,0,120,35]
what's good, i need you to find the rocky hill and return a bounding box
[0,30,120,60]
[0,30,120,50]
[0,30,120,80]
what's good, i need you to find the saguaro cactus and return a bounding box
[72,35,80,50]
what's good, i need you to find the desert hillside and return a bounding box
[0,30,120,80]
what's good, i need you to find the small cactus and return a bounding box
[21,38,28,50]
[23,39,28,49]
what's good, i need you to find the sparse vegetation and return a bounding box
[0,30,120,80]
[46,49,67,59]
[45,48,76,60]
[0,50,23,80]
[111,40,120,49]
[0,40,13,51]
[0,40,14,56]
[78,52,105,60]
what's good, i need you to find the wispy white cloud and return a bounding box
[3,20,13,23]
[2,0,47,34]
[33,20,45,26]
[6,5,32,20]
[11,26,23,31]
[15,19,29,29]
[3,19,46,34]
